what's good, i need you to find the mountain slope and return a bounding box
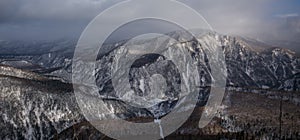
[0,31,299,139]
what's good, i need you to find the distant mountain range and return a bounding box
[0,31,299,139]
[1,31,298,91]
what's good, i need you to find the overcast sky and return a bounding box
[0,0,299,52]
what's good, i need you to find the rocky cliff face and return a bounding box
[0,31,299,139]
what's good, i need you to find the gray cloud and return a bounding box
[178,0,300,53]
[0,0,122,40]
[0,0,118,22]
[275,13,299,18]
[179,0,299,38]
[0,0,299,53]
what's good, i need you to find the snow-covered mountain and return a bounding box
[0,31,299,139]
[1,31,298,91]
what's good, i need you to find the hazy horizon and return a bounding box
[0,0,299,53]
